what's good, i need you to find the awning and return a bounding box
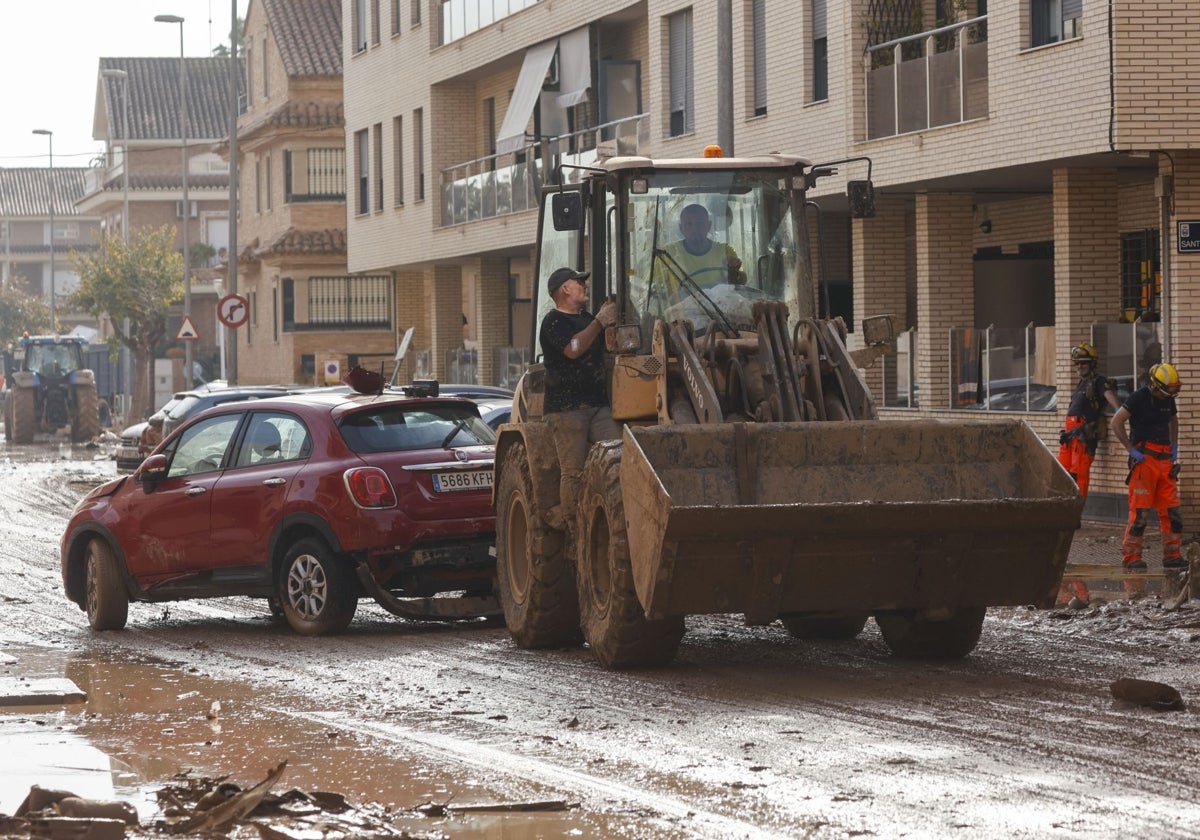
[495,39,559,155]
[555,27,591,108]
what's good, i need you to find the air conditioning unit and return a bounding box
[175,200,198,218]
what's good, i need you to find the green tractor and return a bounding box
[3,335,101,444]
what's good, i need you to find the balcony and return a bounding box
[866,15,988,141]
[440,113,648,227]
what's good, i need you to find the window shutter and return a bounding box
[1062,0,1083,20]
[812,0,827,39]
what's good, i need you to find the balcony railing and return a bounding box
[866,15,988,140]
[440,114,648,227]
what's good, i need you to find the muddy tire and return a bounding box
[85,538,128,631]
[876,607,986,659]
[576,441,685,669]
[9,386,35,444]
[780,612,869,640]
[495,441,581,648]
[278,537,356,636]
[72,383,101,442]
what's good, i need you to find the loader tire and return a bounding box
[875,606,986,659]
[780,612,868,640]
[72,383,101,442]
[9,386,35,444]
[495,441,582,648]
[576,441,685,669]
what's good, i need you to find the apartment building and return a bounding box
[343,0,1200,523]
[0,167,101,334]
[231,0,396,387]
[82,56,238,385]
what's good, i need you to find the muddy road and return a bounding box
[2,442,1200,838]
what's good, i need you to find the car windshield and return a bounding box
[339,403,495,453]
[167,396,202,421]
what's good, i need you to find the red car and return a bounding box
[61,383,498,635]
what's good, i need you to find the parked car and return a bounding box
[63,385,498,635]
[115,385,291,474]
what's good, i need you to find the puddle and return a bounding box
[0,644,663,838]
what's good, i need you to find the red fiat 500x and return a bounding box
[61,382,498,636]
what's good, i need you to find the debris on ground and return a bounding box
[1110,677,1186,711]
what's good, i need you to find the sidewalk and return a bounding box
[1065,519,1174,600]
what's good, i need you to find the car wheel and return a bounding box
[85,538,128,631]
[576,441,684,669]
[780,612,869,640]
[875,607,986,659]
[278,537,356,636]
[494,440,582,648]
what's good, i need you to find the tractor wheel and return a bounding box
[72,383,101,442]
[876,607,986,659]
[278,537,357,636]
[9,386,36,444]
[780,612,869,640]
[85,538,128,631]
[495,441,581,648]
[576,441,684,669]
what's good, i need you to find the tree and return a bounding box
[70,226,184,423]
[0,284,52,348]
[211,17,245,57]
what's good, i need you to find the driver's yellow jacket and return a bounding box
[652,239,741,300]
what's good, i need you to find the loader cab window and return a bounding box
[626,170,807,347]
[532,188,585,362]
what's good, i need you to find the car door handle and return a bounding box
[262,478,287,486]
[185,487,207,496]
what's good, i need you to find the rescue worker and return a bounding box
[1058,342,1120,499]
[539,267,619,530]
[1111,362,1186,594]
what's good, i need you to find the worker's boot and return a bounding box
[1123,560,1148,597]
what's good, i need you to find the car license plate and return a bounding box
[432,470,493,492]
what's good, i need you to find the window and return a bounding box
[393,115,405,206]
[413,108,425,201]
[483,97,496,166]
[1121,229,1160,320]
[354,0,368,52]
[1031,0,1082,47]
[391,0,401,34]
[255,158,262,213]
[273,283,279,343]
[282,278,295,329]
[750,0,766,116]
[262,37,269,99]
[371,0,381,44]
[235,413,310,467]
[812,0,827,101]
[308,275,393,327]
[356,129,370,214]
[373,123,383,211]
[412,0,421,26]
[265,153,272,211]
[246,44,254,106]
[667,9,694,137]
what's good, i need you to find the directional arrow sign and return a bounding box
[217,293,249,328]
[177,315,200,341]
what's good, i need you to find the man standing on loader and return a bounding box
[539,267,619,530]
[1111,362,1186,594]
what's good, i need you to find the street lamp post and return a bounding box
[31,129,54,329]
[156,14,192,389]
[102,68,133,419]
[227,0,239,385]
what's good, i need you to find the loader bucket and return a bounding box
[620,419,1083,623]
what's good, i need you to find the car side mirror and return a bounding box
[136,453,169,491]
[848,180,875,218]
[551,192,585,231]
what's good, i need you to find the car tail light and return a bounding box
[344,467,398,509]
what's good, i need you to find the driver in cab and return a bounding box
[653,203,744,298]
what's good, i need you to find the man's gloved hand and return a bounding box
[1170,462,1181,480]
[1128,446,1146,464]
[596,300,618,329]
[1059,430,1070,446]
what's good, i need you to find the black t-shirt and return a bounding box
[1067,371,1116,420]
[540,309,607,414]
[1122,386,1176,446]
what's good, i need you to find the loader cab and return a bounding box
[532,154,817,359]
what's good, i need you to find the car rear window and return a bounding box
[339,403,496,453]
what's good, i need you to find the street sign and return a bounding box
[176,315,200,341]
[1178,220,1200,254]
[217,293,250,328]
[324,359,341,385]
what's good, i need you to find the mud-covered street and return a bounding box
[3,440,1200,838]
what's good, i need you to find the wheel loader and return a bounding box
[3,334,101,444]
[492,148,1083,669]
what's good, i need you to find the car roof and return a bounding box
[180,390,485,425]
